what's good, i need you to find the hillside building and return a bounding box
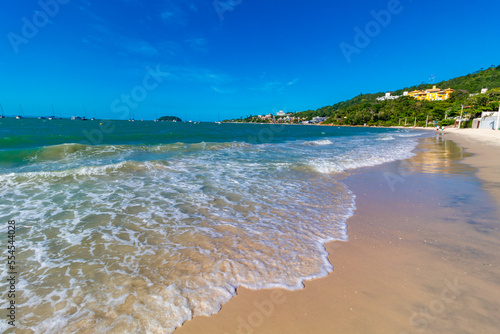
[408,86,455,101]
[376,91,409,101]
[276,110,286,116]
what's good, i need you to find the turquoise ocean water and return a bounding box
[0,119,425,333]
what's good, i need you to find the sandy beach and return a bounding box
[175,130,500,334]
[444,128,500,208]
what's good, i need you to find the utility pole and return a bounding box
[426,115,429,128]
[414,116,417,127]
[458,104,463,129]
[404,117,407,126]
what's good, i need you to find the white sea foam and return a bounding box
[377,135,395,141]
[303,139,334,146]
[0,131,420,333]
[305,133,419,174]
[397,132,424,138]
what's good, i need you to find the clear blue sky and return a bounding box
[1,0,499,121]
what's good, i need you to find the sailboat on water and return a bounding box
[81,106,88,121]
[0,104,5,119]
[16,104,24,119]
[48,104,56,120]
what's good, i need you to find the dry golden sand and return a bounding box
[175,133,500,334]
[445,128,500,148]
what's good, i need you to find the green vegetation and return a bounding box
[227,66,500,127]
[158,116,182,122]
[315,66,500,127]
[234,115,302,124]
[438,119,456,127]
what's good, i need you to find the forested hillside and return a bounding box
[230,65,500,127]
[304,65,500,126]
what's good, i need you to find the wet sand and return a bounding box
[444,129,500,208]
[175,134,500,334]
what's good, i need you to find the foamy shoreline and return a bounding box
[175,131,500,333]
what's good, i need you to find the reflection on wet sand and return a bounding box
[403,135,475,175]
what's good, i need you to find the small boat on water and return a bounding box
[16,104,24,119]
[48,105,56,120]
[0,104,5,119]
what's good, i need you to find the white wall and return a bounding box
[478,116,499,130]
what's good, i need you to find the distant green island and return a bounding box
[158,116,182,122]
[226,65,500,128]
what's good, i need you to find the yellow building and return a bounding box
[408,86,455,101]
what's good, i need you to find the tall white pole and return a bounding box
[458,105,463,129]
[426,115,429,128]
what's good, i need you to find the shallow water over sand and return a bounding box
[0,120,427,333]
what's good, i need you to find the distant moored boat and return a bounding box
[16,104,25,119]
[48,104,56,120]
